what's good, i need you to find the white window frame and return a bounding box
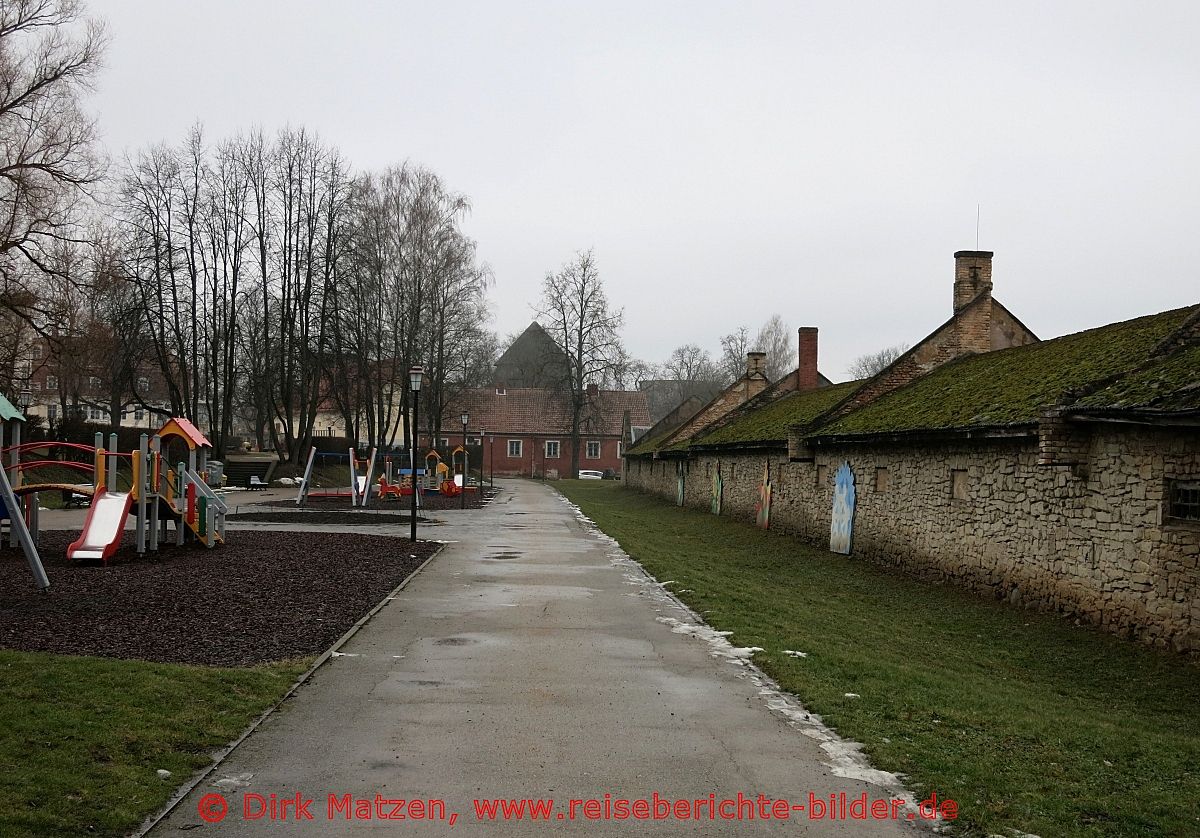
[507,439,522,458]
[545,440,560,459]
[45,375,57,391]
[585,440,601,459]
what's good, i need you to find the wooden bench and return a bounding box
[248,475,267,491]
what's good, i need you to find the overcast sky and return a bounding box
[93,1,1199,380]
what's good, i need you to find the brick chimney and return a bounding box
[797,327,819,391]
[953,250,993,312]
[585,382,599,397]
[953,250,994,355]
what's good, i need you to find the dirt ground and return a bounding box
[0,531,439,667]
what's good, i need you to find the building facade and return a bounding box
[626,250,1200,653]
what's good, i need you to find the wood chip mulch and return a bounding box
[259,486,498,511]
[0,530,439,667]
[229,510,426,525]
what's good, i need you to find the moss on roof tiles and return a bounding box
[814,306,1197,438]
[692,381,860,447]
[1077,342,1200,412]
[627,424,679,456]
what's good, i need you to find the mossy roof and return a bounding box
[811,305,1198,438]
[627,422,680,457]
[690,381,860,448]
[1076,341,1200,412]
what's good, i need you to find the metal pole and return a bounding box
[410,398,419,542]
[461,421,468,509]
[0,461,47,589]
[490,434,494,487]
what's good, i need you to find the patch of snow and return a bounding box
[844,693,860,699]
[212,772,253,790]
[331,651,359,658]
[782,650,808,658]
[156,769,172,779]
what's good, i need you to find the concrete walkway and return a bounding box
[150,480,917,836]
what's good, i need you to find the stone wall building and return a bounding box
[626,250,1200,653]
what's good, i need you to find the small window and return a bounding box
[586,441,601,459]
[47,404,57,420]
[1168,480,1200,521]
[951,469,969,500]
[816,464,827,486]
[438,437,450,448]
[137,376,149,392]
[45,375,57,390]
[88,376,100,389]
[134,408,145,422]
[545,440,560,458]
[875,467,889,492]
[507,439,522,458]
[496,387,506,395]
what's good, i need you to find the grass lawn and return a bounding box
[557,480,1200,838]
[0,650,307,837]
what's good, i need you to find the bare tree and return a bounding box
[717,325,749,385]
[847,343,910,379]
[663,343,718,383]
[754,314,791,381]
[0,0,105,330]
[538,249,624,479]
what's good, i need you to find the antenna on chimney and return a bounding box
[976,204,981,249]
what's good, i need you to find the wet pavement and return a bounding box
[148,479,917,836]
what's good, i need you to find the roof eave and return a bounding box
[806,424,1037,447]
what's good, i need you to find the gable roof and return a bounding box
[809,305,1198,440]
[493,322,570,388]
[158,417,211,449]
[690,380,861,449]
[446,388,650,437]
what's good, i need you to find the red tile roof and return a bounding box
[444,388,650,437]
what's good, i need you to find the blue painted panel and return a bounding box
[829,461,856,554]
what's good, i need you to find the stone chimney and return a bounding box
[744,351,768,400]
[953,250,993,312]
[797,327,819,391]
[746,351,767,378]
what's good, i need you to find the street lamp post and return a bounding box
[409,366,424,542]
[489,432,494,487]
[459,411,469,510]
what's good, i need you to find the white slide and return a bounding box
[67,492,134,562]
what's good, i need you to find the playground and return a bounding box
[0,397,498,836]
[0,528,438,667]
